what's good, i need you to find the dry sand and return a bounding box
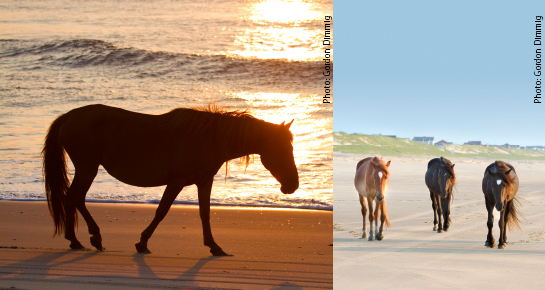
[334,154,545,289]
[0,201,332,289]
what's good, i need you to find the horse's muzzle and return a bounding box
[281,183,298,194]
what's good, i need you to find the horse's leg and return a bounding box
[442,195,450,232]
[376,199,386,241]
[135,182,184,253]
[373,199,379,239]
[65,168,98,250]
[197,177,229,256]
[485,201,495,248]
[435,193,443,233]
[498,206,507,249]
[359,195,367,239]
[430,191,437,231]
[76,193,103,250]
[502,200,511,245]
[367,196,375,241]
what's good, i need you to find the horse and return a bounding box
[425,157,456,233]
[42,104,299,256]
[354,156,391,241]
[482,160,522,249]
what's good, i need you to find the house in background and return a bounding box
[383,135,396,138]
[501,143,520,149]
[525,146,545,150]
[464,141,482,145]
[413,136,434,145]
[434,140,452,146]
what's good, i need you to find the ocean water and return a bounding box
[0,0,333,210]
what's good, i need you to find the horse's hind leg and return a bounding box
[65,167,98,250]
[430,191,437,231]
[373,199,379,239]
[502,200,511,245]
[135,182,183,253]
[76,194,103,250]
[367,196,375,241]
[485,201,495,248]
[359,195,367,239]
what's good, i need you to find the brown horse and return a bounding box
[42,104,299,256]
[482,160,522,249]
[425,157,456,233]
[354,156,391,241]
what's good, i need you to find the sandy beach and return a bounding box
[333,154,545,289]
[0,201,332,289]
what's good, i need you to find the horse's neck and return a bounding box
[221,120,265,161]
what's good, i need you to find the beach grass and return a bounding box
[333,132,545,161]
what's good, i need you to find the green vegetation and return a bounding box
[333,132,545,161]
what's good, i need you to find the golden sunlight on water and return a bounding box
[230,0,325,61]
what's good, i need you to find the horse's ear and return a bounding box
[487,167,494,176]
[370,159,377,166]
[505,169,512,176]
[285,119,294,130]
[386,161,391,167]
[452,164,455,168]
[280,121,285,126]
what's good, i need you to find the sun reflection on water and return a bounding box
[230,0,327,61]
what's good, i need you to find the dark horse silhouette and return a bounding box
[42,104,299,256]
[482,160,521,249]
[425,157,456,233]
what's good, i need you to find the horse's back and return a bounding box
[57,105,176,186]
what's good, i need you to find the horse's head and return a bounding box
[437,157,455,198]
[371,158,390,202]
[487,165,513,211]
[259,120,299,194]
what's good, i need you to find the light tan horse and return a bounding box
[354,156,391,241]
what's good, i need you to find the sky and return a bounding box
[334,1,545,146]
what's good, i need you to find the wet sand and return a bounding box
[334,154,545,289]
[0,201,332,289]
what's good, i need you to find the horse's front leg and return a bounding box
[376,199,385,241]
[430,191,437,231]
[442,195,450,232]
[197,177,229,256]
[435,193,443,233]
[366,196,375,241]
[498,205,507,249]
[135,181,184,253]
[485,201,495,248]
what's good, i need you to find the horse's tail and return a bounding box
[42,113,71,236]
[506,195,523,232]
[381,199,392,228]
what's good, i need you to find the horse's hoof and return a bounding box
[376,234,383,241]
[498,244,507,249]
[69,241,85,250]
[437,229,442,233]
[210,248,231,256]
[135,242,150,253]
[90,236,104,251]
[361,232,367,239]
[485,241,495,248]
[433,225,437,231]
[443,227,449,232]
[368,236,374,241]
